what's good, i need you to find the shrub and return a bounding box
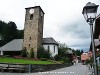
[29,48,34,58]
[54,54,61,61]
[60,57,70,63]
[58,61,64,64]
[21,47,27,57]
[37,47,51,59]
[41,58,47,61]
[54,54,70,64]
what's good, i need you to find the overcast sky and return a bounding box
[0,0,100,51]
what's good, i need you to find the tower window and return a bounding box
[29,44,30,47]
[30,14,33,20]
[29,37,31,40]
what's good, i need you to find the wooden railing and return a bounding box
[0,63,29,73]
[0,63,72,73]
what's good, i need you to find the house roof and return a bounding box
[42,38,58,45]
[66,50,73,54]
[0,39,23,51]
[0,38,58,51]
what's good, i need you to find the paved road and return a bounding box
[0,63,92,75]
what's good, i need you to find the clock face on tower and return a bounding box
[29,9,34,14]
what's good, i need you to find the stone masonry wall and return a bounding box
[23,6,44,58]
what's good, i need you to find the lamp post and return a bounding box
[99,34,100,41]
[82,2,99,75]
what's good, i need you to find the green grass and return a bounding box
[0,57,55,64]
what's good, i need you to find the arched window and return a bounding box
[30,14,33,20]
[48,45,50,52]
[29,37,31,40]
[54,46,55,53]
[29,44,30,47]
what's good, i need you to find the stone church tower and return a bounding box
[23,6,44,58]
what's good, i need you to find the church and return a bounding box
[0,6,58,57]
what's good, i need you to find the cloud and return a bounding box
[45,18,92,50]
[0,0,99,51]
[61,20,91,39]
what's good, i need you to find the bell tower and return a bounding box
[23,6,44,58]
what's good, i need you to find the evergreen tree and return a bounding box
[81,50,84,54]
[0,20,24,47]
[17,30,24,39]
[7,21,17,40]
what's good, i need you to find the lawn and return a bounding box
[0,57,55,64]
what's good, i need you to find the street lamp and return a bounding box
[82,2,99,75]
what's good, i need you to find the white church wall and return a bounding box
[43,44,58,57]
[0,51,3,55]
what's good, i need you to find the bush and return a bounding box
[41,58,47,61]
[60,57,70,63]
[54,55,70,64]
[37,47,51,59]
[58,61,64,64]
[54,54,61,61]
[29,48,34,58]
[21,47,27,57]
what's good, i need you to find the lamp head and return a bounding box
[82,2,99,24]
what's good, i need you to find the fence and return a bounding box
[0,63,72,73]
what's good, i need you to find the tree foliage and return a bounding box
[73,49,84,56]
[60,57,70,63]
[0,20,24,47]
[37,47,51,59]
[21,47,27,57]
[57,43,73,63]
[29,48,34,58]
[17,30,24,39]
[54,54,61,61]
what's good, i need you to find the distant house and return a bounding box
[65,50,74,62]
[0,38,58,57]
[81,52,92,61]
[81,52,93,64]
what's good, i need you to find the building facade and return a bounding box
[90,14,100,51]
[94,15,100,39]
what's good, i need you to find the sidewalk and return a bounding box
[88,68,94,75]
